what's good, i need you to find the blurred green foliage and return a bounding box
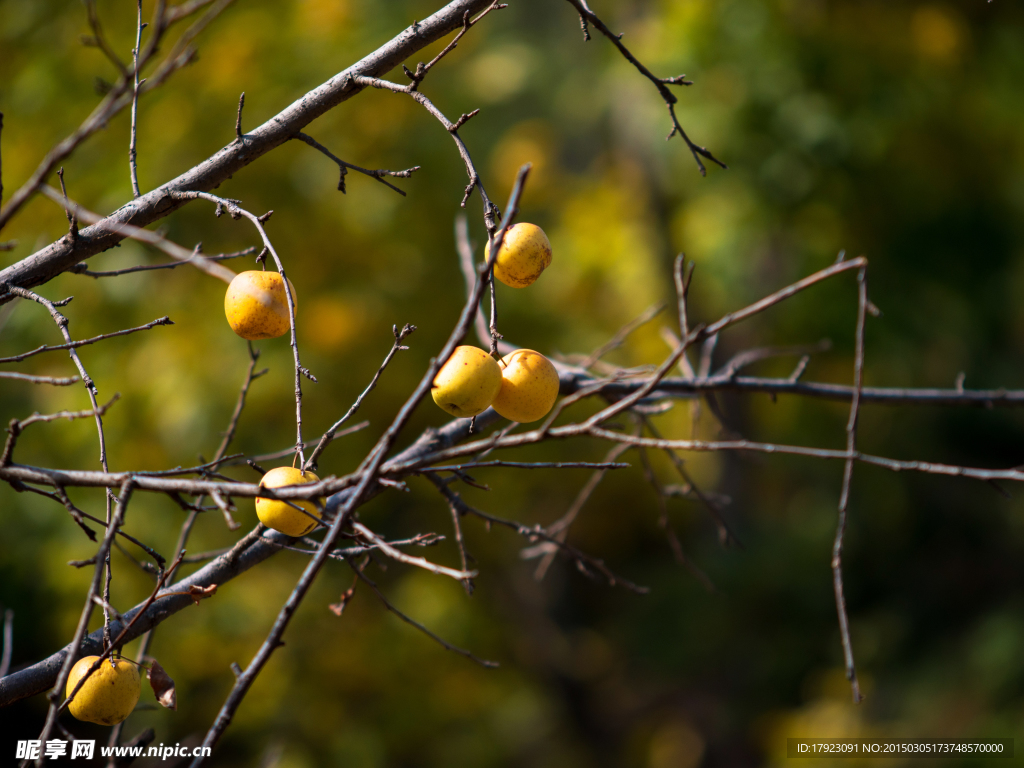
[2,0,1024,765]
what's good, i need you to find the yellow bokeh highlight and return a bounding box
[490,120,555,200]
[301,295,366,352]
[294,0,350,37]
[466,44,536,102]
[911,7,962,63]
[201,10,266,92]
[548,164,662,321]
[648,718,705,768]
[677,187,754,263]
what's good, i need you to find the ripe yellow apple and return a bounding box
[256,466,322,536]
[432,345,502,418]
[67,656,141,726]
[485,223,552,288]
[492,349,560,423]
[224,270,297,340]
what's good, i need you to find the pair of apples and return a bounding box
[224,224,556,540]
[431,345,559,423]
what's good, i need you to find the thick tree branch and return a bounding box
[0,0,498,301]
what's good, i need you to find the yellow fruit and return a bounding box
[256,467,322,536]
[66,656,141,726]
[492,349,560,423]
[224,270,297,340]
[485,223,552,288]
[432,345,502,418]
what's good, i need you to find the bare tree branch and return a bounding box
[187,165,534,763]
[169,191,310,464]
[347,559,497,667]
[0,0,237,235]
[0,372,80,386]
[0,0,501,296]
[833,265,869,703]
[561,0,725,175]
[305,323,416,472]
[292,133,420,196]
[128,0,145,198]
[0,315,173,365]
[40,185,241,284]
[533,442,631,580]
[32,480,134,756]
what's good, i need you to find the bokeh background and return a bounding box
[2,0,1024,765]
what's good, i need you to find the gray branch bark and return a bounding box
[0,411,488,708]
[0,0,495,303]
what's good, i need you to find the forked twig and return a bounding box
[533,443,631,580]
[292,132,420,196]
[304,323,415,471]
[561,0,725,175]
[348,560,497,667]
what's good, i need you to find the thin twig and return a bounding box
[0,112,4,212]
[214,342,266,465]
[0,371,80,386]
[439,473,474,595]
[234,92,245,141]
[352,522,477,582]
[580,303,665,370]
[292,132,419,196]
[2,395,120,468]
[352,74,501,234]
[304,323,415,471]
[411,1,507,82]
[0,0,237,235]
[348,561,497,667]
[634,437,715,592]
[290,533,445,561]
[129,0,145,198]
[534,443,631,580]
[455,214,491,347]
[429,473,648,593]
[229,422,369,466]
[561,0,725,175]
[169,191,310,465]
[833,265,868,703]
[641,415,738,546]
[488,270,500,357]
[425,460,630,472]
[57,168,78,242]
[40,185,240,283]
[0,316,173,365]
[71,247,254,278]
[84,0,128,76]
[715,339,832,380]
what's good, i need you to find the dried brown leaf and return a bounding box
[145,658,177,710]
